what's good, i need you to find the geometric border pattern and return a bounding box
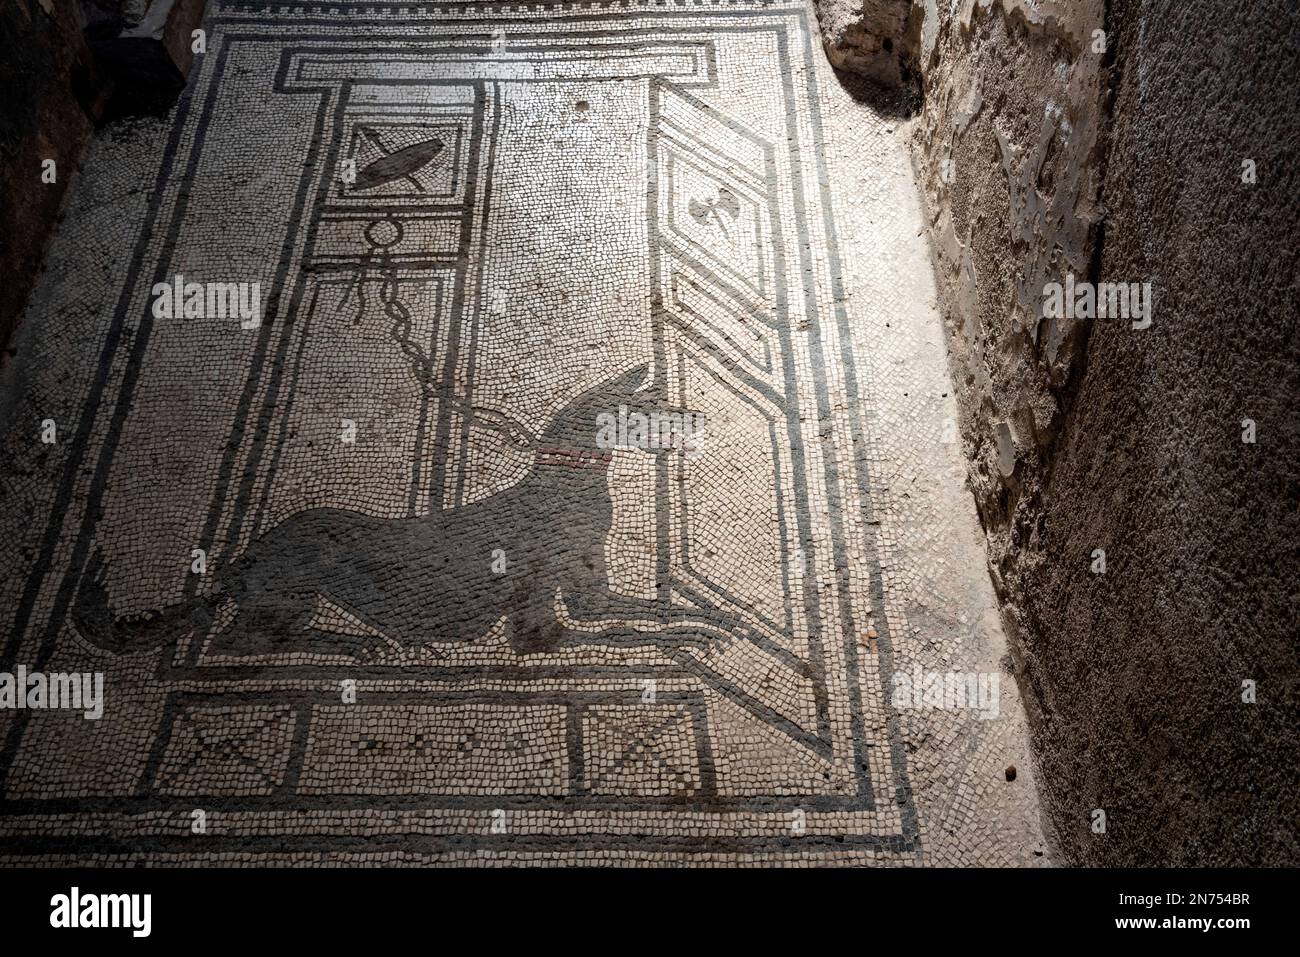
[0,0,920,859]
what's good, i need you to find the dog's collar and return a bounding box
[535,447,613,470]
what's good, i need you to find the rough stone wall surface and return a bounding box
[0,0,99,353]
[814,0,1299,864]
[910,0,1107,552]
[1027,0,1299,867]
[813,0,924,90]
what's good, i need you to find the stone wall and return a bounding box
[1,0,208,354]
[1035,0,1299,867]
[813,0,924,91]
[814,0,1299,864]
[0,0,101,354]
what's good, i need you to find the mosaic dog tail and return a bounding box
[72,547,219,654]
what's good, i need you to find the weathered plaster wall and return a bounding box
[814,0,1299,864]
[910,0,1107,559]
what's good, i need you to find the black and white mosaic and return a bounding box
[0,0,1047,865]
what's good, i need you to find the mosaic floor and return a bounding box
[0,0,1047,865]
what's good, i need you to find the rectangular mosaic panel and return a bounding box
[0,0,917,859]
